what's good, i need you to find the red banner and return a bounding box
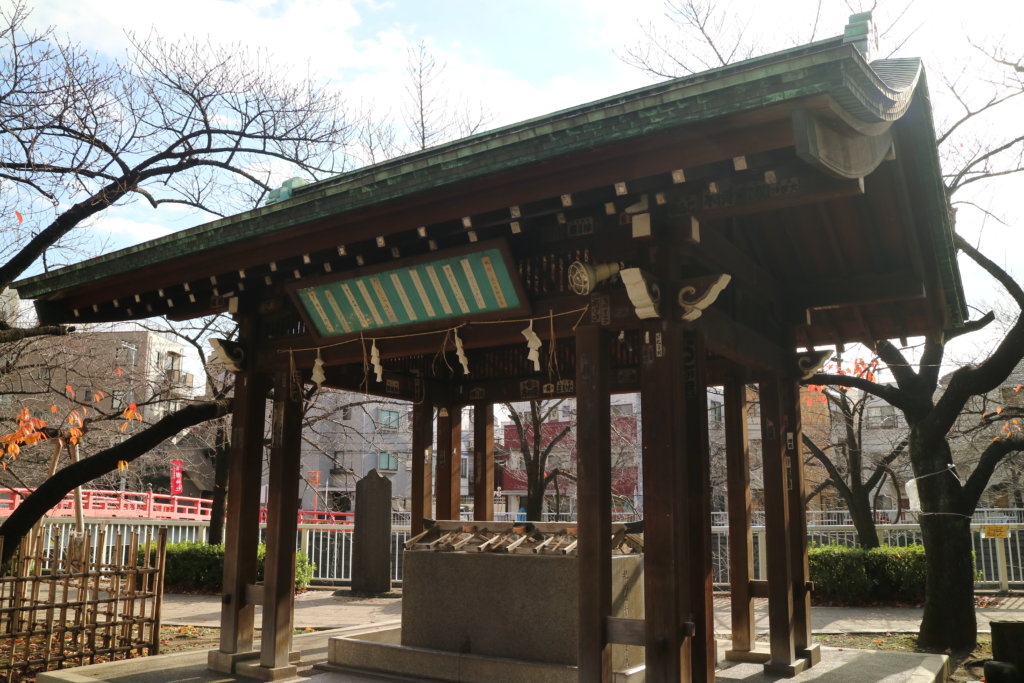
[171,460,183,495]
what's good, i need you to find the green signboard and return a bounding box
[295,245,524,338]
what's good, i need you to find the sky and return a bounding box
[16,0,1024,368]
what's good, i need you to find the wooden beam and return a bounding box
[575,325,612,683]
[665,162,864,222]
[320,365,452,404]
[411,403,433,535]
[723,377,759,660]
[472,404,494,521]
[259,369,303,673]
[607,617,646,646]
[640,320,690,681]
[212,316,266,670]
[698,306,790,375]
[796,272,925,312]
[435,405,461,521]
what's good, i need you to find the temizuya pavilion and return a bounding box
[15,15,964,683]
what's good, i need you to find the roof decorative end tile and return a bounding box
[844,12,878,61]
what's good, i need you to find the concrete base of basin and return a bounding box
[401,552,644,670]
[326,627,646,683]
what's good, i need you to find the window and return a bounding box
[163,351,181,372]
[37,366,53,380]
[332,450,359,474]
[460,456,471,480]
[379,408,400,430]
[341,406,353,420]
[866,405,899,429]
[116,342,138,368]
[709,400,724,425]
[1000,385,1024,408]
[378,452,398,471]
[610,403,634,417]
[111,390,131,411]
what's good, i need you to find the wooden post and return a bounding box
[782,380,819,665]
[640,320,690,681]
[210,316,267,673]
[759,374,807,676]
[435,405,461,521]
[410,403,433,535]
[575,325,612,683]
[681,329,715,681]
[256,369,303,674]
[472,404,494,521]
[723,376,768,662]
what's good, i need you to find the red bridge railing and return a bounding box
[0,488,353,524]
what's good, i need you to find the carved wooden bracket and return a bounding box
[796,349,833,380]
[678,274,731,322]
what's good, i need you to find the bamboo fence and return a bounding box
[0,527,167,681]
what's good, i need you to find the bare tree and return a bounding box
[0,0,354,559]
[403,41,491,152]
[801,367,910,547]
[626,0,1024,651]
[0,0,354,298]
[501,400,573,520]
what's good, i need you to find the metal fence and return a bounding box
[22,516,1024,591]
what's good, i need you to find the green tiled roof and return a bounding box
[15,35,960,328]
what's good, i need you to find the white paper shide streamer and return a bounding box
[311,349,326,390]
[522,321,542,372]
[454,328,470,375]
[370,339,383,382]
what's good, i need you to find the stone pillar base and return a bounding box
[764,656,811,677]
[207,649,258,673]
[235,657,299,681]
[798,643,822,666]
[724,649,771,663]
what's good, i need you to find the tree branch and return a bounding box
[805,372,914,414]
[962,436,1024,511]
[0,325,72,343]
[0,398,231,564]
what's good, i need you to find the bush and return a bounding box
[864,544,927,603]
[158,542,316,593]
[808,544,872,603]
[808,544,926,605]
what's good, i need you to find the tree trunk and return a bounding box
[911,427,978,651]
[525,476,545,520]
[848,496,880,549]
[0,399,231,565]
[918,513,977,650]
[208,435,229,545]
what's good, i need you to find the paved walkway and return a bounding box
[42,592,1024,682]
[161,589,1024,633]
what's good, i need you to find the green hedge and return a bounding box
[158,542,316,592]
[808,544,926,605]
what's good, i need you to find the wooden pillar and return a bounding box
[210,318,266,674]
[640,320,690,681]
[782,380,819,665]
[575,325,611,683]
[435,405,461,521]
[472,404,494,521]
[681,330,715,681]
[759,374,808,676]
[256,369,303,674]
[723,377,768,662]
[410,403,433,535]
